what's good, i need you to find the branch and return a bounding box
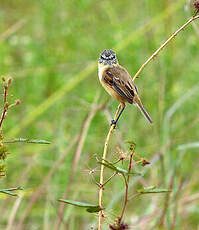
[0,80,9,129]
[132,15,199,82]
[98,104,121,230]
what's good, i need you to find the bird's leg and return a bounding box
[110,104,121,126]
[111,103,126,126]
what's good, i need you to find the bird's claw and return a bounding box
[110,119,117,127]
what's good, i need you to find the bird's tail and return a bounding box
[135,98,153,124]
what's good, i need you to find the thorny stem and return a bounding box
[132,15,199,82]
[98,104,121,230]
[120,153,133,221]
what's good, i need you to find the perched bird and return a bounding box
[98,49,152,125]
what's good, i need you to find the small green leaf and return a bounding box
[115,166,142,176]
[99,161,118,171]
[0,190,18,196]
[5,186,23,191]
[98,160,142,176]
[137,187,171,194]
[0,186,23,197]
[58,199,102,213]
[126,140,136,152]
[86,206,102,213]
[4,138,51,144]
[126,169,143,176]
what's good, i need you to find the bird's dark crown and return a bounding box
[99,49,118,65]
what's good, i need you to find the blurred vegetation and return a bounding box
[0,0,199,229]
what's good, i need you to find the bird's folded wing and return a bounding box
[103,66,135,104]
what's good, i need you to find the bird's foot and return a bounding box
[110,119,117,128]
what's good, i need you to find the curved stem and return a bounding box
[98,104,121,230]
[132,15,199,82]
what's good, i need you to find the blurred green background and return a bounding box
[0,0,199,229]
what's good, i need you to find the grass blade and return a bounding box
[4,138,51,144]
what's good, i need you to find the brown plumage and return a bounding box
[98,49,152,125]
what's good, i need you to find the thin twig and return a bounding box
[102,172,118,187]
[98,104,121,230]
[6,196,23,230]
[73,93,101,168]
[120,153,133,221]
[0,84,9,129]
[0,19,26,43]
[185,1,199,37]
[171,178,184,230]
[159,175,174,227]
[132,15,199,81]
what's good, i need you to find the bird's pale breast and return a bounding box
[98,64,127,103]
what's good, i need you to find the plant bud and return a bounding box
[15,100,21,105]
[193,0,199,15]
[1,76,6,82]
[8,77,13,86]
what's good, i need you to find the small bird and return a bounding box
[98,49,152,126]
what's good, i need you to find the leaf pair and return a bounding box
[0,186,23,197]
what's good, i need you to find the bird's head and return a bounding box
[98,49,118,66]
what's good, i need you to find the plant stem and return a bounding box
[0,86,8,129]
[103,172,117,187]
[97,14,199,230]
[120,153,133,221]
[98,104,121,230]
[132,15,199,81]
[55,94,101,230]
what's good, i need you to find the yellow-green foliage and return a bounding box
[0,0,199,229]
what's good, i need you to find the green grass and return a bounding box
[0,0,199,229]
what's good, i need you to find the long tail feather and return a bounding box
[136,101,153,124]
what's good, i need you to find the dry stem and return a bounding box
[0,19,26,43]
[120,153,133,221]
[132,15,199,82]
[98,104,121,230]
[159,175,174,227]
[55,94,103,230]
[6,196,23,230]
[0,83,9,129]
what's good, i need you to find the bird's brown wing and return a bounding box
[102,65,153,123]
[103,65,137,104]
